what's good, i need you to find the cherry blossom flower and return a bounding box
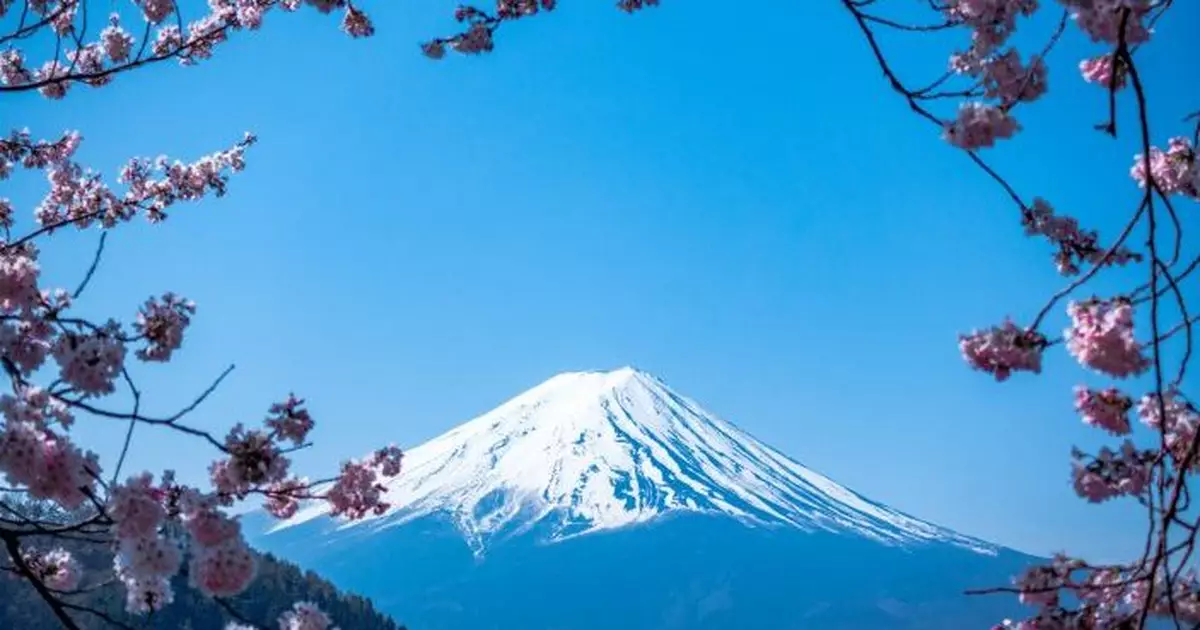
[326,459,388,519]
[1070,441,1153,502]
[1065,298,1150,378]
[943,102,1020,149]
[1131,137,1199,199]
[1079,54,1125,89]
[134,292,195,362]
[1073,386,1132,435]
[279,601,337,630]
[266,395,315,445]
[22,547,82,591]
[959,320,1045,381]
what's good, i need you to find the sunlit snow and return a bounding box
[270,367,995,556]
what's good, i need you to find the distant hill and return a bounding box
[0,542,406,630]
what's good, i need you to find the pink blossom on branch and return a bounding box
[943,102,1020,150]
[266,394,315,445]
[1070,441,1153,502]
[1060,0,1152,46]
[980,51,1047,106]
[958,320,1046,381]
[372,444,404,477]
[1064,298,1150,379]
[279,601,337,630]
[1130,136,1199,200]
[1021,198,1141,276]
[1138,391,1200,470]
[1073,386,1132,435]
[134,292,195,362]
[21,547,82,591]
[211,424,291,498]
[325,458,389,519]
[0,421,99,509]
[1079,54,1126,89]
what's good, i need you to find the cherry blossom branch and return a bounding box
[1,531,82,629]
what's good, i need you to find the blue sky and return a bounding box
[6,0,1199,563]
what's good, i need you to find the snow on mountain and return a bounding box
[271,367,995,555]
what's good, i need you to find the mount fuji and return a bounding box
[245,368,1038,629]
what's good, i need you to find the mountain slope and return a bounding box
[273,367,992,555]
[250,367,1037,630]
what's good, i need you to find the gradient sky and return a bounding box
[6,0,1199,563]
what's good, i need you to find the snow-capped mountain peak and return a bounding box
[273,368,994,555]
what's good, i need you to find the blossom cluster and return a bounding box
[996,560,1200,629]
[1131,137,1200,201]
[0,127,406,625]
[21,546,82,592]
[1064,298,1150,379]
[1137,391,1200,471]
[421,0,659,60]
[939,0,1162,152]
[278,601,339,630]
[958,320,1046,381]
[1070,440,1153,503]
[1021,198,1141,276]
[0,0,373,99]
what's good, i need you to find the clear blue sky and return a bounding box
[6,0,1198,563]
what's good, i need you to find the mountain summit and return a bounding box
[274,367,991,555]
[252,368,1034,630]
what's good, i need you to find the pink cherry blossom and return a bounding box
[1021,198,1140,275]
[0,319,53,375]
[50,326,127,396]
[34,61,69,99]
[1062,0,1151,45]
[372,444,404,477]
[422,41,447,59]
[265,477,310,518]
[65,45,108,88]
[1130,137,1199,199]
[1070,441,1153,502]
[452,23,494,54]
[1138,391,1200,470]
[1073,386,1132,435]
[959,320,1045,381]
[121,576,174,614]
[211,423,290,497]
[188,537,258,597]
[342,5,373,37]
[116,534,183,580]
[943,102,1020,149]
[183,502,243,548]
[22,547,81,591]
[100,15,135,63]
[1064,298,1150,378]
[1013,557,1078,608]
[152,26,184,57]
[981,51,1047,105]
[0,422,98,509]
[108,474,168,539]
[1079,54,1125,89]
[50,1,76,35]
[134,292,195,362]
[279,601,337,630]
[617,0,659,13]
[0,387,73,428]
[137,0,175,23]
[326,458,389,519]
[0,247,42,314]
[266,394,315,445]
